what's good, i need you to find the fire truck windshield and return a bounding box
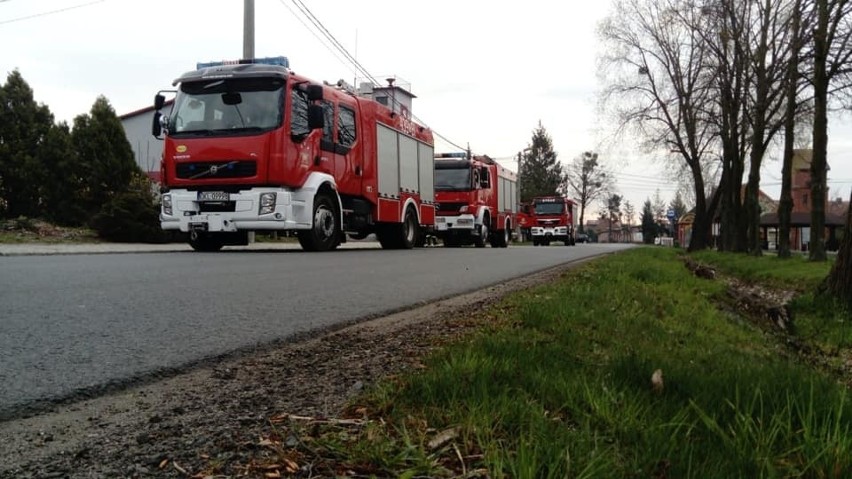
[534,202,565,215]
[434,167,472,191]
[169,78,284,136]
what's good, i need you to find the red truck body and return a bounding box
[529,196,576,246]
[433,153,517,247]
[152,56,435,252]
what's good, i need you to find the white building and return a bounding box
[119,101,172,183]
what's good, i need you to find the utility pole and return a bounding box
[243,0,255,59]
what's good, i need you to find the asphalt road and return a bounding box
[0,243,633,419]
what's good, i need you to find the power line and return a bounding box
[281,0,467,151]
[0,0,105,26]
[274,0,355,77]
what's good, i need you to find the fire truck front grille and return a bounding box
[437,202,466,213]
[176,161,257,179]
[199,202,237,213]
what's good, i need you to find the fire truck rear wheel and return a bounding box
[298,193,340,252]
[490,220,510,248]
[400,206,419,249]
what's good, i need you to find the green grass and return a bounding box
[690,249,852,357]
[290,247,852,478]
[689,249,833,291]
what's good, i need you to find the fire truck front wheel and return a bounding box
[298,193,340,252]
[474,219,489,248]
[189,232,224,252]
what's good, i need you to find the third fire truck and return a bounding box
[433,152,518,247]
[529,195,576,246]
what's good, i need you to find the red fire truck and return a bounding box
[529,196,576,246]
[433,152,517,247]
[517,202,533,242]
[151,56,435,252]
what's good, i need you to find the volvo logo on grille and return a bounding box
[208,165,219,175]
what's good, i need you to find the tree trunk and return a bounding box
[778,0,801,259]
[810,0,829,261]
[820,190,852,306]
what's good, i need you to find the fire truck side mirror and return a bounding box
[306,84,324,102]
[152,112,163,138]
[154,94,166,110]
[307,104,324,130]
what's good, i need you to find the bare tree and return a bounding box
[624,200,636,227]
[778,0,811,258]
[741,0,800,256]
[624,200,636,242]
[598,0,720,251]
[564,151,613,234]
[809,0,852,261]
[695,0,751,253]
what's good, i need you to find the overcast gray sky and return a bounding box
[1,0,850,215]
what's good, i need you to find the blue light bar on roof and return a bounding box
[196,56,289,70]
[435,152,468,158]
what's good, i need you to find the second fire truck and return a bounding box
[433,152,518,247]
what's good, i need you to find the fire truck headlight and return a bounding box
[162,194,173,216]
[459,205,469,213]
[259,192,277,215]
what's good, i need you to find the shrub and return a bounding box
[91,173,174,243]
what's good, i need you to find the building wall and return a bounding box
[120,106,166,182]
[791,149,813,214]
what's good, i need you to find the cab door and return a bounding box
[334,103,360,195]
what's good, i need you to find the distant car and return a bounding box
[576,233,589,243]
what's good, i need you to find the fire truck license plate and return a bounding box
[197,191,229,202]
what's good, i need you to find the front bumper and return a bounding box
[434,214,477,232]
[160,188,314,232]
[531,226,569,238]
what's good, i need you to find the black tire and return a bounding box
[188,233,224,252]
[297,192,340,252]
[475,216,489,248]
[400,206,418,249]
[491,220,511,248]
[377,206,419,250]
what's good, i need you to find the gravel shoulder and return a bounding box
[0,262,586,478]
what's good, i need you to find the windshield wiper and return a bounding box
[177,129,217,136]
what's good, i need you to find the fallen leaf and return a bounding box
[173,461,188,475]
[651,369,664,394]
[158,459,169,469]
[428,427,460,450]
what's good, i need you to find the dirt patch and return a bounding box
[0,218,98,243]
[0,262,588,479]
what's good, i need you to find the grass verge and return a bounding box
[263,247,852,478]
